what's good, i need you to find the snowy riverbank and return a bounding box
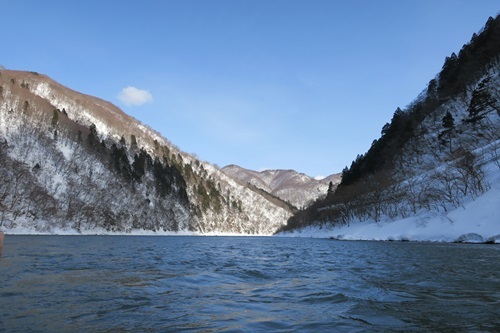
[2,227,260,237]
[4,167,499,243]
[279,176,500,243]
[3,185,499,241]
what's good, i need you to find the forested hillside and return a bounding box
[280,15,500,233]
[0,70,291,234]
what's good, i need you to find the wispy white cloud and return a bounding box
[118,86,153,106]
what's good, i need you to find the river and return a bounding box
[0,235,499,332]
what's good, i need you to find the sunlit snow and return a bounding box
[280,161,500,243]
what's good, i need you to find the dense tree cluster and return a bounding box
[438,16,500,99]
[0,101,192,232]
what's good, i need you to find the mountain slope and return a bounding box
[279,15,500,239]
[0,70,291,234]
[222,165,341,209]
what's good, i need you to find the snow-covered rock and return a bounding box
[485,234,500,244]
[454,233,484,243]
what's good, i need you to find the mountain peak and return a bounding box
[222,165,341,209]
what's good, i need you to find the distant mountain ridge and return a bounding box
[222,165,341,209]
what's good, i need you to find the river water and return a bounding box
[0,236,499,332]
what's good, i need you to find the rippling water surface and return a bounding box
[1,235,499,332]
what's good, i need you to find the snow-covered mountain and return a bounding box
[2,15,499,241]
[222,165,341,209]
[0,70,291,235]
[279,15,500,242]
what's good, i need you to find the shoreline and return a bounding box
[3,229,499,244]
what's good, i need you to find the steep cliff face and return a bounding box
[222,165,341,209]
[0,70,291,234]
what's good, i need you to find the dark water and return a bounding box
[0,236,499,333]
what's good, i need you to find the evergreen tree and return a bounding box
[130,134,138,148]
[197,183,210,211]
[111,143,132,180]
[51,109,59,127]
[441,111,455,153]
[442,111,455,129]
[87,123,98,147]
[23,100,29,112]
[132,149,151,181]
[467,76,498,122]
[327,181,335,196]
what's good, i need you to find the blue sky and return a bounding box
[2,1,499,178]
